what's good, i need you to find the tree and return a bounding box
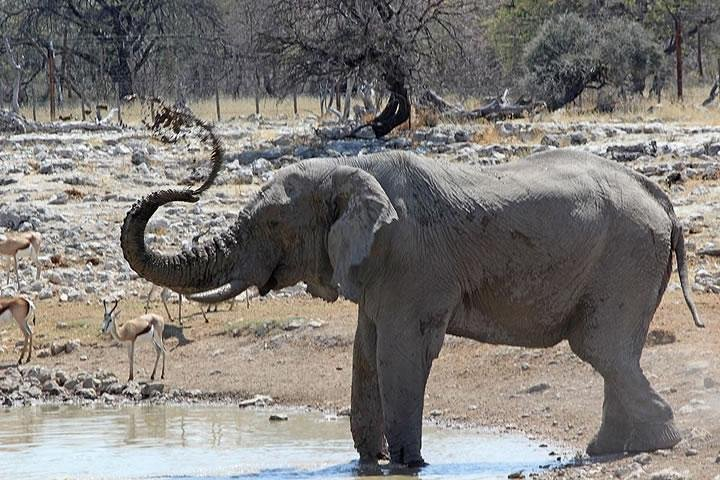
[522,14,601,111]
[260,0,473,137]
[523,14,663,110]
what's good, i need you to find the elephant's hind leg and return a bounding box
[351,310,388,463]
[568,297,679,455]
[586,382,632,455]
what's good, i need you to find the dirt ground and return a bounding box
[0,289,718,479]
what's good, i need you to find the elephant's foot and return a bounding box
[388,441,425,467]
[625,421,681,453]
[587,420,681,456]
[357,445,389,465]
[586,430,628,456]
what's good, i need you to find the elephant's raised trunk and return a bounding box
[120,188,247,295]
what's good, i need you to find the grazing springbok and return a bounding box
[145,284,238,324]
[0,231,42,288]
[0,296,36,365]
[102,300,166,382]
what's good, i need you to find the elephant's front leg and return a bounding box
[376,314,447,467]
[351,310,388,463]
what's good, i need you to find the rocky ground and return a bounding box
[1,115,720,479]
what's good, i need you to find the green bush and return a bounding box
[523,14,663,110]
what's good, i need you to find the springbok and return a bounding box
[0,231,42,289]
[101,300,166,382]
[145,284,238,324]
[0,296,36,365]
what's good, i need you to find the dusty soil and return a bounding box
[1,289,718,479]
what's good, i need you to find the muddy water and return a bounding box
[0,405,565,479]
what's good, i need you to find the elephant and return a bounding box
[120,148,703,466]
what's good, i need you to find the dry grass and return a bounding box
[64,187,85,200]
[540,85,720,125]
[21,95,325,125]
[17,84,719,131]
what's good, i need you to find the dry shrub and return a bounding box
[413,108,439,128]
[64,187,85,199]
[50,254,68,267]
[472,124,502,144]
[85,257,101,266]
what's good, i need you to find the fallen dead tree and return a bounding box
[417,89,546,122]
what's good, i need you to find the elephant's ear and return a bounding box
[328,166,398,301]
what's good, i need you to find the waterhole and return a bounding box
[0,405,565,479]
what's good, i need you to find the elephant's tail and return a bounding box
[672,223,704,328]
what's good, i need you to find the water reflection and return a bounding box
[0,405,564,480]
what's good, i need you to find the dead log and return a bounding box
[417,89,544,122]
[417,89,463,114]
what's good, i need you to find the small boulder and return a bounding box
[76,388,97,400]
[42,380,63,396]
[141,383,165,399]
[649,469,687,480]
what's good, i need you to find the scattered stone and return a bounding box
[50,342,66,356]
[122,381,141,399]
[649,469,687,480]
[269,413,288,421]
[685,448,698,456]
[520,383,551,394]
[520,362,530,371]
[508,471,525,479]
[540,135,560,148]
[284,319,303,331]
[238,395,274,407]
[632,453,652,465]
[141,383,165,398]
[79,354,88,361]
[614,462,643,479]
[338,407,351,416]
[65,340,80,354]
[54,370,68,386]
[36,348,51,358]
[698,242,720,257]
[41,380,63,396]
[76,388,97,400]
[131,150,147,165]
[24,385,42,398]
[429,409,443,417]
[646,329,676,346]
[251,158,273,176]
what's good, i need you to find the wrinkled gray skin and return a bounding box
[121,150,702,466]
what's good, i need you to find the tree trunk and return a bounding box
[4,37,22,113]
[215,87,221,122]
[367,78,409,138]
[116,83,122,125]
[255,68,261,115]
[48,43,56,121]
[342,75,355,121]
[335,80,341,111]
[674,17,683,100]
[697,25,703,78]
[109,44,133,98]
[31,85,36,122]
